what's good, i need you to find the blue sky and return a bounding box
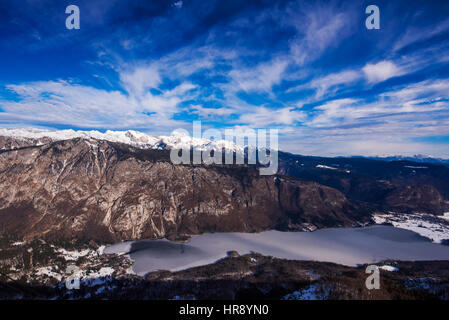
[0,0,449,157]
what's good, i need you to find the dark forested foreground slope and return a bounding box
[1,244,449,300]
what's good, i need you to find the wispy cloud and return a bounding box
[119,65,161,96]
[228,59,288,93]
[237,106,305,127]
[190,105,235,118]
[287,2,355,65]
[393,18,449,52]
[0,78,191,132]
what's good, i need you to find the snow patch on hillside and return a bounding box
[57,248,93,261]
[379,265,399,272]
[316,164,350,173]
[316,164,338,170]
[373,212,449,243]
[35,266,63,281]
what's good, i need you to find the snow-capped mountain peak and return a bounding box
[0,127,245,153]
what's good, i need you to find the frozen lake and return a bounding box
[105,225,449,276]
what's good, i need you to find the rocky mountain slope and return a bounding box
[1,128,448,243]
[0,137,370,242]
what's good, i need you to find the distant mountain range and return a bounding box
[2,128,448,166]
[367,155,449,166]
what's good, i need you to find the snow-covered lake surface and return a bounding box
[105,226,449,276]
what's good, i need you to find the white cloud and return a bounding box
[287,4,355,65]
[228,59,288,93]
[289,69,361,98]
[313,70,360,97]
[190,105,235,118]
[238,106,304,127]
[2,81,141,128]
[393,18,449,52]
[310,98,358,127]
[280,77,449,157]
[138,82,196,117]
[119,65,161,97]
[308,79,449,130]
[363,61,402,83]
[173,1,183,8]
[381,79,449,102]
[0,77,192,132]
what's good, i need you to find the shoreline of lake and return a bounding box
[105,225,449,276]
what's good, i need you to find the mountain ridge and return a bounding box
[2,128,448,167]
[0,127,244,154]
